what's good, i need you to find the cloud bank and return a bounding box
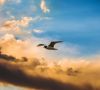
[0,60,88,90]
[0,34,100,90]
[0,52,100,90]
[0,21,100,90]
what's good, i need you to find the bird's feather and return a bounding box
[37,44,45,47]
[48,41,63,47]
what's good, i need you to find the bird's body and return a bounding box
[37,41,63,50]
[44,46,57,50]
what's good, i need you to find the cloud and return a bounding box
[0,34,100,90]
[0,57,100,90]
[6,11,15,19]
[0,60,78,90]
[0,0,5,5]
[0,34,48,59]
[14,0,21,4]
[0,0,21,5]
[33,29,44,33]
[0,34,31,58]
[0,17,33,33]
[40,0,50,13]
[0,34,85,60]
[0,16,50,34]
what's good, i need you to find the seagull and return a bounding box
[37,41,63,50]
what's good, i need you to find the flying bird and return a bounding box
[37,41,63,50]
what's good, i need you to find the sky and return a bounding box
[0,0,100,90]
[0,0,100,57]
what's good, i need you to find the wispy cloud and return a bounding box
[0,0,21,5]
[13,0,21,4]
[33,29,44,34]
[40,0,50,13]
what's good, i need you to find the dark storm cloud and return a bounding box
[0,59,99,90]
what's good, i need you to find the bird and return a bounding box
[37,41,63,50]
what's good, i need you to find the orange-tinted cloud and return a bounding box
[0,34,48,59]
[0,0,5,5]
[0,59,100,90]
[0,17,32,33]
[0,34,100,90]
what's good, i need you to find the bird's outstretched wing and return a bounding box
[48,41,63,47]
[37,44,45,47]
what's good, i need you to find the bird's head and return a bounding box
[44,46,47,48]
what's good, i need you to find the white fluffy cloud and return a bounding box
[33,29,44,33]
[40,0,50,13]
